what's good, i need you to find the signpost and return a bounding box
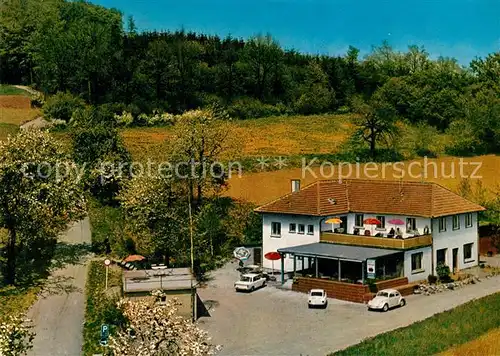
[100,324,109,346]
[104,259,111,291]
[366,259,376,279]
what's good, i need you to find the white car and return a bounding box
[308,289,328,308]
[367,289,406,312]
[234,273,266,292]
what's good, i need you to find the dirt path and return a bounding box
[27,218,92,356]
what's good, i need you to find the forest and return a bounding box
[1,0,500,158]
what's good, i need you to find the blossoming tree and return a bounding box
[109,291,220,356]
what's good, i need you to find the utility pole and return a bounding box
[188,183,196,322]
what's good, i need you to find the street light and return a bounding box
[104,259,111,291]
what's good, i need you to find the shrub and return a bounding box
[427,274,438,284]
[114,111,134,127]
[436,263,452,282]
[227,97,285,119]
[43,91,86,122]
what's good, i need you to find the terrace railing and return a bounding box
[320,232,432,250]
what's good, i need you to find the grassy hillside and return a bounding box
[121,114,357,162]
[225,155,500,205]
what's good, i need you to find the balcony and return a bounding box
[320,232,432,250]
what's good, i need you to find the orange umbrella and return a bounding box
[325,217,343,232]
[123,254,146,263]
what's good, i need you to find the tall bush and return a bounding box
[43,92,86,122]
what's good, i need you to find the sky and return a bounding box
[92,0,499,65]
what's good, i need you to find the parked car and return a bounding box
[367,289,406,311]
[234,273,266,292]
[308,289,328,308]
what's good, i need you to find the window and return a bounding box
[465,213,473,228]
[411,252,423,272]
[437,248,447,265]
[355,214,364,227]
[271,222,281,237]
[298,224,305,234]
[289,223,296,233]
[307,225,314,235]
[406,218,416,233]
[453,215,460,230]
[439,217,447,232]
[376,215,386,229]
[464,243,474,261]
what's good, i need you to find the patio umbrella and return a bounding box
[363,218,381,235]
[388,218,405,225]
[123,254,146,263]
[265,251,281,276]
[325,217,342,232]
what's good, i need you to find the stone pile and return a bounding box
[414,275,481,296]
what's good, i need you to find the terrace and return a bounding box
[320,231,433,250]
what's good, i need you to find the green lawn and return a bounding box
[0,84,27,96]
[0,123,19,141]
[331,291,500,356]
[83,260,124,356]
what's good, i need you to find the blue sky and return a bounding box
[93,0,499,65]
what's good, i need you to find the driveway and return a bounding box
[27,218,91,356]
[198,263,500,356]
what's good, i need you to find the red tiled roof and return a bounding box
[255,179,485,218]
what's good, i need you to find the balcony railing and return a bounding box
[321,232,432,250]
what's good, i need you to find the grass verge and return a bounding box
[0,286,40,322]
[0,84,27,96]
[0,123,19,141]
[82,260,124,356]
[331,291,500,356]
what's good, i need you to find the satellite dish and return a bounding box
[233,247,251,261]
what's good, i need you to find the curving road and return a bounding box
[27,218,91,356]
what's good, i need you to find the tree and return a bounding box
[119,175,188,263]
[169,109,237,208]
[109,291,220,355]
[351,93,398,159]
[243,35,283,100]
[0,315,35,356]
[295,61,335,115]
[70,106,131,205]
[0,130,85,285]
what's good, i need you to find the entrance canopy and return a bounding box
[278,242,400,262]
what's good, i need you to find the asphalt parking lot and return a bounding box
[198,262,500,356]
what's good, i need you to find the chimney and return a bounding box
[291,179,301,193]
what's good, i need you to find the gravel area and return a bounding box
[198,262,500,356]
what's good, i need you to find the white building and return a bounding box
[256,179,485,284]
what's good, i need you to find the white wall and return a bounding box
[321,213,431,239]
[431,212,478,273]
[262,213,321,272]
[404,246,432,282]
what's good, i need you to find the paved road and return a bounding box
[27,218,91,356]
[198,263,500,356]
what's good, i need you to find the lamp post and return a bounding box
[104,259,111,291]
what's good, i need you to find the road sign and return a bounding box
[100,324,109,346]
[104,259,111,266]
[367,259,376,279]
